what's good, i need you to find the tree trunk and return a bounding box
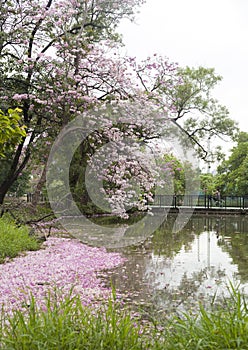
[0,142,30,204]
[31,165,47,206]
[0,182,10,205]
[0,169,22,204]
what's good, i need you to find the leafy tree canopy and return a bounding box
[156,66,239,159]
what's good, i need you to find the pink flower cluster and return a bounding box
[0,238,125,314]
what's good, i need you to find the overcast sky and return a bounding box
[119,0,248,133]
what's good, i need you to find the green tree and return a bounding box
[200,173,217,195]
[158,66,239,159]
[154,153,200,196]
[162,154,185,195]
[216,132,248,195]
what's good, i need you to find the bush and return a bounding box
[0,216,40,263]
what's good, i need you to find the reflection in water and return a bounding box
[101,215,248,314]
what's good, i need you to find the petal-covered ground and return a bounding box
[0,237,125,313]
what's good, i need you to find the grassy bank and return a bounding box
[0,285,247,349]
[0,215,40,263]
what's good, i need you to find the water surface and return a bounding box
[98,215,248,315]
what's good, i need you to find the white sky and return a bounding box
[119,0,248,133]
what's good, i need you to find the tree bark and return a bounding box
[0,141,30,204]
[31,165,47,206]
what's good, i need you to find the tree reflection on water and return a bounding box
[100,215,248,316]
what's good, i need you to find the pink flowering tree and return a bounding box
[0,0,147,204]
[0,0,187,215]
[0,0,229,216]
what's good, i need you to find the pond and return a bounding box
[97,214,248,316]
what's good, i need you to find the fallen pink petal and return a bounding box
[0,237,125,313]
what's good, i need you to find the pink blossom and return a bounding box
[0,238,125,314]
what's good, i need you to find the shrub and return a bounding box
[0,216,40,263]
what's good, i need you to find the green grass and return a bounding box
[0,285,247,349]
[0,292,151,350]
[0,215,40,263]
[162,284,248,349]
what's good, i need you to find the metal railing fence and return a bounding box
[152,195,248,209]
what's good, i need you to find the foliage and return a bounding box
[161,154,185,194]
[216,132,248,195]
[0,216,40,263]
[200,173,217,195]
[158,153,200,196]
[0,108,26,158]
